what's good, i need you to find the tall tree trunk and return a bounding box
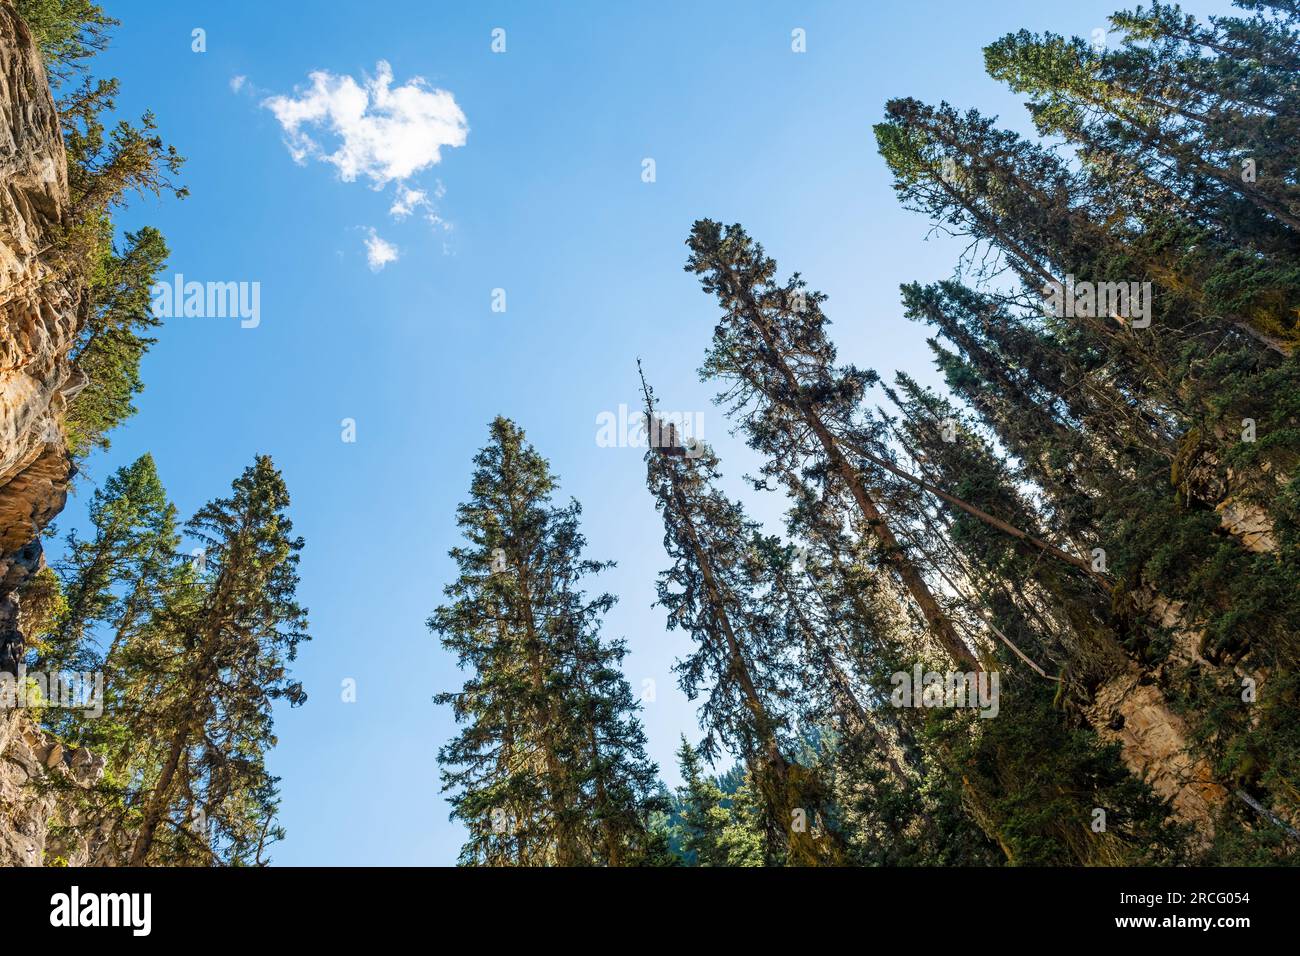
[127,717,189,865]
[737,293,981,670]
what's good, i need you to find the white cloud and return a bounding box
[262,61,467,185]
[364,229,399,271]
[230,74,247,93]
[389,185,429,219]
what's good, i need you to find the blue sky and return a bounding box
[66,0,1228,865]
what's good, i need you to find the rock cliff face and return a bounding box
[1087,667,1223,840]
[0,5,88,866]
[0,5,79,668]
[0,709,107,866]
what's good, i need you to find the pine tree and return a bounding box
[65,228,170,457]
[986,6,1300,265]
[682,218,1097,670]
[869,4,1300,858]
[433,417,663,866]
[125,455,308,866]
[640,372,842,865]
[32,0,187,457]
[714,770,767,867]
[672,737,729,866]
[39,453,176,674]
[13,0,114,81]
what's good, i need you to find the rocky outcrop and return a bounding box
[1081,589,1232,841]
[0,6,100,867]
[1176,431,1284,557]
[1216,496,1279,555]
[0,2,81,672]
[0,708,107,865]
[1087,667,1225,840]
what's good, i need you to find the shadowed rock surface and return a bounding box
[0,3,93,867]
[0,2,80,673]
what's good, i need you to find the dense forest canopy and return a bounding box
[433,0,1300,865]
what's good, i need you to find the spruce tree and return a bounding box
[65,228,171,458]
[433,417,663,866]
[869,3,1300,858]
[672,737,729,866]
[13,0,114,81]
[683,217,1067,670]
[40,453,176,674]
[125,455,308,866]
[640,373,842,865]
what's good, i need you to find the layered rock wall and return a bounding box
[0,3,79,670]
[0,5,90,867]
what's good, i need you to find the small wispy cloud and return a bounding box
[364,229,399,271]
[262,61,468,186]
[230,74,247,93]
[389,185,429,220]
